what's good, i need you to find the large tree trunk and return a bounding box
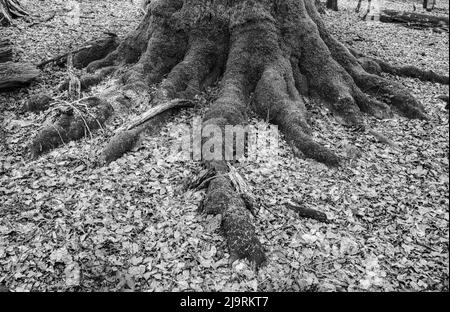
[0,0,28,26]
[29,0,448,265]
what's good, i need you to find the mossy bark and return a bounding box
[30,0,449,265]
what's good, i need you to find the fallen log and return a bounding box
[0,62,39,90]
[380,9,449,29]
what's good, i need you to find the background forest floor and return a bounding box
[0,0,448,292]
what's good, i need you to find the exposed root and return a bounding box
[100,99,194,164]
[29,97,113,158]
[100,128,142,164]
[349,47,449,85]
[58,66,117,92]
[254,65,341,167]
[37,35,119,70]
[202,167,266,266]
[304,0,428,120]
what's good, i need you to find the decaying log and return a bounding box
[0,62,39,90]
[380,9,449,29]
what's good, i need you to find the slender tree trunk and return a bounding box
[29,0,448,265]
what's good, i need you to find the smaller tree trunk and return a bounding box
[0,0,28,26]
[326,0,338,11]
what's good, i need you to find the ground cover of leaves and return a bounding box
[0,0,448,292]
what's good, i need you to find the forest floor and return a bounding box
[0,0,448,292]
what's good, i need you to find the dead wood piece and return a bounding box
[37,36,119,69]
[121,99,194,132]
[285,202,329,223]
[0,62,39,90]
[380,9,449,29]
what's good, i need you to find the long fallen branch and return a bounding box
[36,45,93,68]
[119,99,194,132]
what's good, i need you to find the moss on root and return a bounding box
[34,0,443,265]
[203,174,266,266]
[29,97,113,158]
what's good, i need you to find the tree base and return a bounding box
[28,0,449,265]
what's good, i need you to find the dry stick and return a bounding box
[285,201,329,223]
[119,99,194,132]
[37,45,93,68]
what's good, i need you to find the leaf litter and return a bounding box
[0,0,448,291]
